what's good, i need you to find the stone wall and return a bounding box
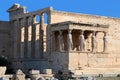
[48,10,120,72]
[0,21,11,58]
[50,52,69,73]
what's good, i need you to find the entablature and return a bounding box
[9,7,53,21]
[50,21,109,32]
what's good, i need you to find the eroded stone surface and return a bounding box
[14,69,25,80]
[0,67,6,76]
[29,70,40,74]
[43,69,52,74]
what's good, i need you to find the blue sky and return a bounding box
[0,0,120,21]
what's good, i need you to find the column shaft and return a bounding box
[20,19,24,59]
[31,16,36,58]
[67,29,73,52]
[103,32,108,52]
[79,30,85,51]
[13,21,18,59]
[17,19,21,59]
[51,32,55,51]
[24,18,29,58]
[59,31,63,51]
[39,14,44,58]
[92,31,96,52]
[27,17,32,58]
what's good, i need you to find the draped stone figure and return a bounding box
[92,31,97,52]
[79,31,85,51]
[67,30,73,51]
[103,32,108,52]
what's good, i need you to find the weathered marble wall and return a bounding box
[0,21,11,58]
[48,10,120,73]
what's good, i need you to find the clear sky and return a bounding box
[0,0,120,21]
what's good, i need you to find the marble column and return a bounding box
[17,19,21,59]
[27,17,32,58]
[31,16,36,58]
[67,29,73,52]
[79,30,85,51]
[103,32,108,52]
[13,20,18,59]
[20,19,24,59]
[92,31,96,52]
[59,31,63,51]
[24,17,28,58]
[39,14,44,58]
[51,32,55,51]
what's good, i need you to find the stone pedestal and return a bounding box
[0,67,6,77]
[43,69,52,74]
[14,69,25,80]
[29,70,45,80]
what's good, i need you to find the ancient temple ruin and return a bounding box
[1,3,120,77]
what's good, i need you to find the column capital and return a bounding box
[16,18,20,25]
[31,15,36,22]
[22,17,26,27]
[51,31,55,35]
[23,17,27,20]
[80,30,84,34]
[31,15,35,17]
[50,31,53,35]
[92,31,96,36]
[39,12,44,16]
[16,18,20,22]
[40,14,44,18]
[51,31,55,38]
[29,16,33,24]
[103,31,108,36]
[92,31,96,35]
[68,29,72,34]
[59,30,63,35]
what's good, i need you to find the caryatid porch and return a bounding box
[50,21,109,53]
